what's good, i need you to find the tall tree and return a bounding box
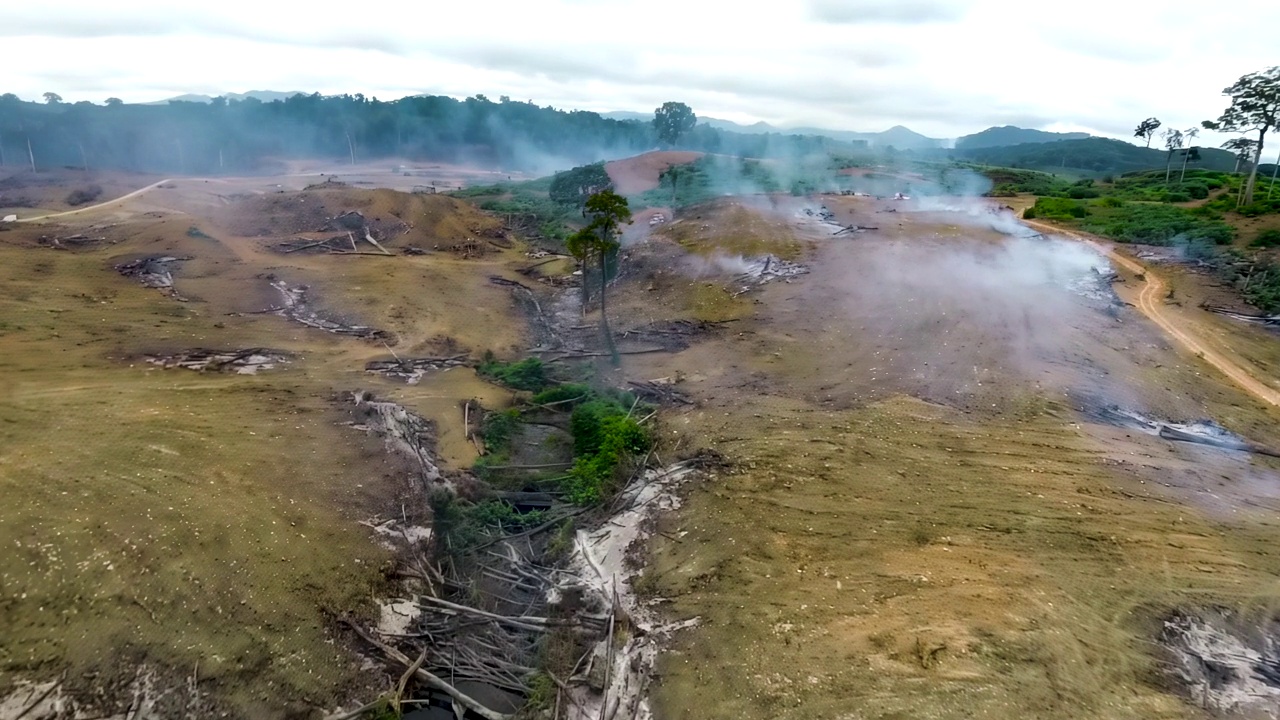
[1203,66,1280,206]
[42,92,62,105]
[1222,137,1259,175]
[653,102,697,147]
[1134,117,1161,148]
[568,190,632,364]
[1178,127,1200,183]
[1162,128,1184,184]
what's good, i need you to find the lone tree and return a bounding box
[104,97,123,107]
[1161,127,1184,184]
[1203,66,1280,206]
[567,190,632,364]
[653,101,696,147]
[1134,117,1162,148]
[1178,126,1200,183]
[42,92,63,105]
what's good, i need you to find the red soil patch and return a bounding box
[606,151,703,195]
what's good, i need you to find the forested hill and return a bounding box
[0,93,851,175]
[955,126,1089,149]
[950,137,1240,174]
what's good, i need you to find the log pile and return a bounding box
[365,355,470,385]
[1203,305,1280,328]
[144,348,290,374]
[730,255,810,296]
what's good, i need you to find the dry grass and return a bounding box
[0,180,531,716]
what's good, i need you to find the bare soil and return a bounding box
[605,151,703,195]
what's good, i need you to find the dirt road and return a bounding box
[14,178,174,222]
[1025,219,1280,408]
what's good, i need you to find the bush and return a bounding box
[1080,202,1234,246]
[564,396,649,504]
[65,185,103,206]
[1181,182,1209,200]
[1253,228,1280,248]
[478,355,549,391]
[1029,196,1088,220]
[1067,186,1100,199]
[548,162,612,207]
[1098,196,1124,208]
[1165,191,1191,203]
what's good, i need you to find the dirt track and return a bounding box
[13,178,174,222]
[1025,219,1280,408]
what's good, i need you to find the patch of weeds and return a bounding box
[428,491,546,556]
[478,353,549,391]
[565,398,650,504]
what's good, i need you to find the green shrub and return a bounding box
[531,383,592,406]
[1067,186,1100,199]
[1079,202,1234,246]
[563,396,649,504]
[1253,228,1280,248]
[1098,196,1124,208]
[481,409,521,450]
[1182,182,1209,200]
[478,355,549,391]
[1165,191,1191,203]
[549,163,612,206]
[1029,196,1088,220]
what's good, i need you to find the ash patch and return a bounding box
[365,354,469,385]
[729,254,809,295]
[115,255,191,300]
[620,320,720,353]
[1159,608,1280,717]
[145,348,291,374]
[1077,401,1279,458]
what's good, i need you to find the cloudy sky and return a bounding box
[3,0,1277,147]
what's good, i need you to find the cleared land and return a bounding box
[0,173,529,717]
[4,166,1280,720]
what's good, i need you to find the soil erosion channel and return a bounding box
[618,196,1280,719]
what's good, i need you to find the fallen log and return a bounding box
[346,622,511,720]
[1158,425,1280,458]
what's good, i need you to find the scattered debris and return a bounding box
[627,378,693,406]
[1203,305,1280,328]
[345,390,444,483]
[401,245,428,256]
[115,255,191,300]
[1159,608,1280,717]
[648,213,667,227]
[366,355,470,384]
[730,254,810,294]
[145,348,291,374]
[833,224,879,235]
[264,279,391,341]
[1081,402,1280,458]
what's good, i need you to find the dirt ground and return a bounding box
[0,172,531,717]
[591,195,1280,720]
[605,151,703,195]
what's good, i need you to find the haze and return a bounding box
[5,0,1279,144]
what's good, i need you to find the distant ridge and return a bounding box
[154,90,307,105]
[956,125,1090,150]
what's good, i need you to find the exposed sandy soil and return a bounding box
[605,151,703,195]
[0,172,533,717]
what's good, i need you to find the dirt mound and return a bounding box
[606,151,702,195]
[216,186,506,253]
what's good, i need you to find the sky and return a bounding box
[3,0,1278,151]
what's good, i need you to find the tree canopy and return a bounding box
[1133,117,1161,148]
[1204,66,1280,204]
[653,102,697,147]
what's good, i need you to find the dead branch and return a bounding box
[347,621,512,720]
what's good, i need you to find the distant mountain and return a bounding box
[155,91,307,105]
[954,137,1239,175]
[956,126,1091,150]
[600,112,944,150]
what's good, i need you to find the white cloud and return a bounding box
[3,0,1279,152]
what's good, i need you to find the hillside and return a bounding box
[954,137,1239,175]
[956,125,1090,149]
